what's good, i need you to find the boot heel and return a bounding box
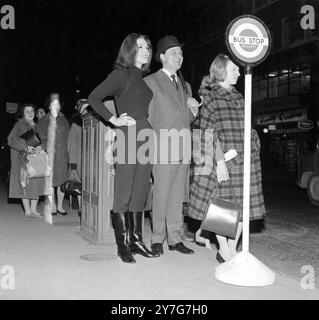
[128,212,159,258]
[117,251,136,263]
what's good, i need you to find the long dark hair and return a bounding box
[114,33,152,73]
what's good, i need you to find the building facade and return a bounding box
[183,0,319,175]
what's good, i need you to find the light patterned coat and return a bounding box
[36,112,70,187]
[188,84,265,221]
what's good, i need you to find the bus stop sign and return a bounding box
[225,15,271,67]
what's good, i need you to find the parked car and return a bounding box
[296,149,319,205]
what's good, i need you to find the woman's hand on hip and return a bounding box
[110,113,136,127]
[216,160,229,183]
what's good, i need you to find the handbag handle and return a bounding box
[212,180,238,205]
[67,163,81,181]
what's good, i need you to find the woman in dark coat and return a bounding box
[88,33,158,263]
[7,103,51,218]
[37,93,70,221]
[188,54,265,263]
[67,110,83,218]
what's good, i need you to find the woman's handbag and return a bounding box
[20,150,51,187]
[20,129,41,147]
[26,150,51,178]
[60,164,82,196]
[200,181,240,239]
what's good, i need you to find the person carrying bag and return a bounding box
[200,180,240,239]
[60,163,82,196]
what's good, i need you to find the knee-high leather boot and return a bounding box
[112,212,136,263]
[128,211,159,258]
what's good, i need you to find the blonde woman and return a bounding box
[188,54,265,263]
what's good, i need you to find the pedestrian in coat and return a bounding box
[67,109,83,218]
[7,103,51,219]
[144,35,201,256]
[188,54,265,263]
[37,93,70,223]
[88,33,158,263]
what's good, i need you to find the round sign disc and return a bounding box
[225,15,271,67]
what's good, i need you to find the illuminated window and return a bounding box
[301,68,310,93]
[278,69,289,96]
[269,72,278,98]
[289,68,301,95]
[252,65,310,102]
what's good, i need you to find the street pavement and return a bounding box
[0,176,319,300]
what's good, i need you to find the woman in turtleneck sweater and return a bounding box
[88,33,158,263]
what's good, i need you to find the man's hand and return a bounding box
[187,97,201,116]
[216,160,229,183]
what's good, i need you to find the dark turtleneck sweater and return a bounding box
[88,67,153,123]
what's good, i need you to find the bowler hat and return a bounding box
[155,35,184,62]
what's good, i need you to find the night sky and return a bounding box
[1,0,207,115]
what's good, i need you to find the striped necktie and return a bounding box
[170,74,179,91]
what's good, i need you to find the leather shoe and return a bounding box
[57,210,67,216]
[216,252,225,264]
[168,242,194,254]
[195,240,206,247]
[151,243,163,256]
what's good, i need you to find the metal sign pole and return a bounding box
[215,15,276,287]
[242,65,252,253]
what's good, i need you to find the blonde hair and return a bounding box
[209,54,231,83]
[198,54,232,96]
[198,75,214,97]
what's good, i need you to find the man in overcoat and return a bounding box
[144,35,199,255]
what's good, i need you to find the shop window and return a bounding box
[253,64,310,102]
[269,73,278,98]
[260,76,268,100]
[301,68,310,93]
[289,70,301,95]
[278,70,289,97]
